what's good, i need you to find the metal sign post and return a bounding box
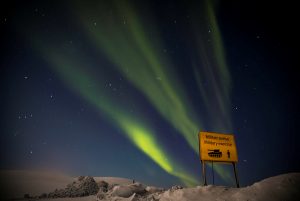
[201,160,207,185]
[232,162,240,188]
[212,161,214,185]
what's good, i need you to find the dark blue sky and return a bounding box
[1,0,299,187]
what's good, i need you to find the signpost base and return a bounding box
[201,161,240,188]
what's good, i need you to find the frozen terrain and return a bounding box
[0,170,299,201]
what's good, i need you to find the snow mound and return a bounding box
[110,182,146,198]
[145,186,164,193]
[159,173,300,201]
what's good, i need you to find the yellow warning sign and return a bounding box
[199,132,238,162]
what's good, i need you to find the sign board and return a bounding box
[199,131,238,162]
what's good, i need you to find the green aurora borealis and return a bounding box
[27,0,233,185]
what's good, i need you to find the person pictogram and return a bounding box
[227,150,230,158]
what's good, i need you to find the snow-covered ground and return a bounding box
[159,173,300,201]
[1,170,299,201]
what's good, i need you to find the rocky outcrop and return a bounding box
[45,176,99,198]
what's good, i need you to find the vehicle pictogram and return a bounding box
[208,149,222,158]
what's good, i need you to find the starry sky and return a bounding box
[0,0,299,187]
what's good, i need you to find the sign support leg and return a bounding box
[212,161,214,185]
[232,162,240,188]
[202,160,207,186]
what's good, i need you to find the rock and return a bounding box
[128,182,146,195]
[78,176,99,195]
[144,193,162,201]
[98,180,109,188]
[98,186,108,193]
[96,191,107,200]
[78,176,85,181]
[98,180,109,193]
[170,185,183,191]
[108,183,118,191]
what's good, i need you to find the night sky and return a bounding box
[1,0,299,187]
